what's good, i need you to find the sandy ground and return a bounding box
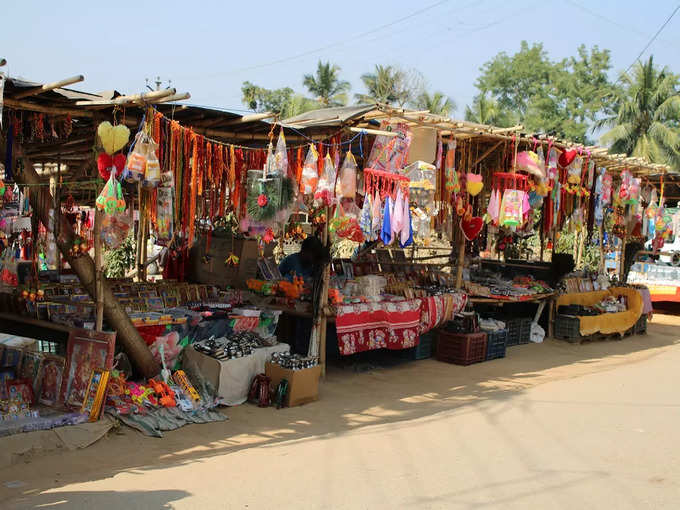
[2,315,680,509]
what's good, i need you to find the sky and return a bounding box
[2,0,679,117]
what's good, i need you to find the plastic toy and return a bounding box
[148,378,176,407]
[173,370,201,402]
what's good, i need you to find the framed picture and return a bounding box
[0,368,16,400]
[145,297,165,311]
[2,347,22,370]
[60,329,115,409]
[163,296,180,309]
[7,379,34,405]
[80,369,110,422]
[39,355,66,406]
[18,351,44,397]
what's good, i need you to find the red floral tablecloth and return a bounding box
[335,292,467,356]
[335,299,422,355]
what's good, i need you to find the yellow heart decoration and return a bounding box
[466,180,483,196]
[97,122,130,155]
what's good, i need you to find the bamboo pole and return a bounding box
[136,184,144,281]
[141,92,190,105]
[75,88,176,107]
[13,151,159,376]
[12,75,85,99]
[318,206,330,378]
[348,126,399,138]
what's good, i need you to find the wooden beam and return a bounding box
[75,88,176,107]
[471,140,504,167]
[198,126,305,142]
[221,112,275,125]
[12,75,85,99]
[349,126,399,138]
[4,98,94,117]
[140,92,190,105]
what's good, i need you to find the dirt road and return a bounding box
[2,315,679,509]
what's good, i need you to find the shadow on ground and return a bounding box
[1,316,678,506]
[7,489,189,510]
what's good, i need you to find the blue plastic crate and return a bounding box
[485,329,507,360]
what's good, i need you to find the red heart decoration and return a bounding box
[97,152,126,179]
[558,149,577,168]
[113,153,126,174]
[460,216,483,241]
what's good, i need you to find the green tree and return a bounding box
[355,65,422,106]
[414,91,456,116]
[464,93,515,126]
[303,61,350,107]
[241,81,316,117]
[474,42,618,142]
[596,56,680,169]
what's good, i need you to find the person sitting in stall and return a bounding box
[278,236,325,282]
[277,236,327,354]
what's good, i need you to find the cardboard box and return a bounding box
[265,362,321,407]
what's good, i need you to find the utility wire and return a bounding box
[623,2,680,75]
[178,0,451,80]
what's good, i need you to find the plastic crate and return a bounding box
[400,331,436,360]
[634,314,647,335]
[504,317,532,346]
[484,329,507,360]
[436,331,487,365]
[554,315,582,342]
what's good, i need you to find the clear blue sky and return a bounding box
[2,0,679,116]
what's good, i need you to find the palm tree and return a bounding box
[355,65,405,105]
[596,56,680,169]
[303,61,350,107]
[465,93,515,126]
[414,91,456,116]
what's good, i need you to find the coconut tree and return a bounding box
[414,91,456,116]
[596,56,680,168]
[465,93,515,126]
[302,61,350,107]
[355,65,404,105]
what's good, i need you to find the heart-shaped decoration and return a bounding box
[558,149,577,168]
[466,173,483,196]
[460,216,483,241]
[97,153,127,179]
[98,121,130,155]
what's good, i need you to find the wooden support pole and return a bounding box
[94,208,104,331]
[455,237,466,289]
[12,75,85,99]
[318,206,330,378]
[141,92,190,105]
[13,152,159,377]
[471,140,503,168]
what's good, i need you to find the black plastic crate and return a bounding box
[505,317,532,346]
[400,331,436,360]
[634,314,647,335]
[554,315,581,342]
[484,329,507,360]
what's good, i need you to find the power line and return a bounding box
[178,0,451,80]
[623,2,680,75]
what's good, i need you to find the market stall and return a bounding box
[0,64,670,440]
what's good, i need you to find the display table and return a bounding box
[335,293,467,356]
[555,287,643,336]
[183,343,290,406]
